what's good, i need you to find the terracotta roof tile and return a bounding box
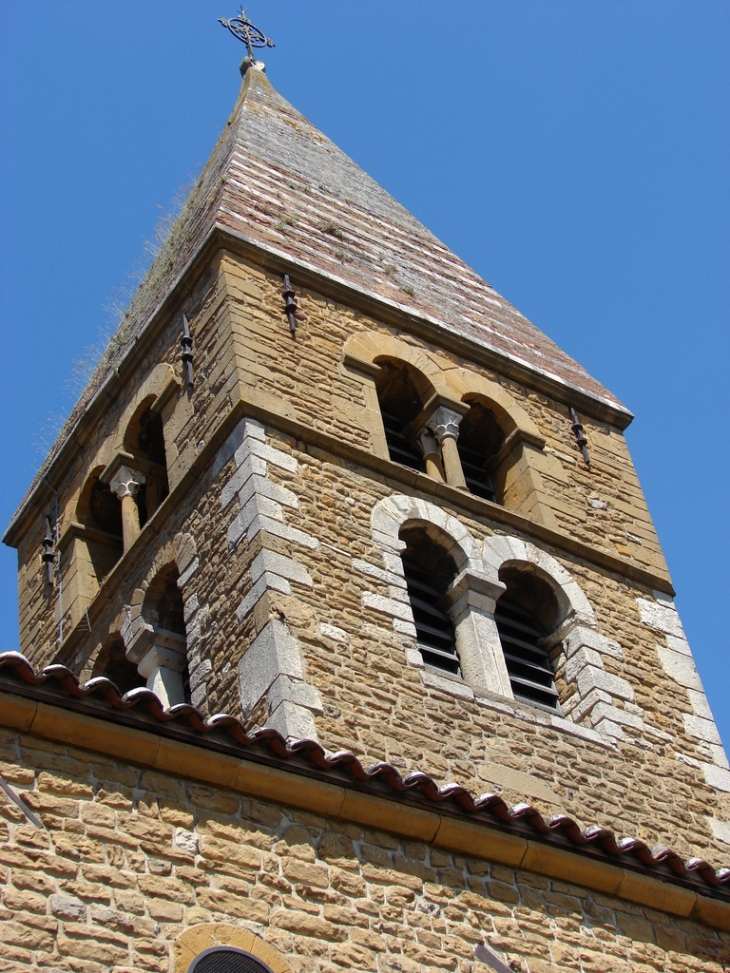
[1,652,727,898]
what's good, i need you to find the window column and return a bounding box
[426,405,467,488]
[442,571,511,696]
[107,465,146,551]
[414,429,445,481]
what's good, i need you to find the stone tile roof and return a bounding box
[1,651,727,898]
[7,64,629,538]
[214,69,627,412]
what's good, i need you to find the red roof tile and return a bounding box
[1,651,727,898]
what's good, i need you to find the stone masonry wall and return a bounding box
[40,407,729,870]
[222,255,668,579]
[0,726,728,973]
[244,426,729,867]
[13,253,229,662]
[9,250,728,886]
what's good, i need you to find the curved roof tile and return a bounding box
[1,651,727,897]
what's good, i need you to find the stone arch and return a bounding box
[112,363,179,455]
[480,534,638,737]
[482,535,596,629]
[367,495,509,694]
[174,924,293,973]
[372,494,483,573]
[89,632,145,695]
[119,532,205,710]
[442,368,544,444]
[344,331,443,386]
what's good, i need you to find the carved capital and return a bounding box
[426,406,464,444]
[109,465,146,500]
[415,428,440,460]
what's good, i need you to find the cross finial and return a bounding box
[219,8,275,72]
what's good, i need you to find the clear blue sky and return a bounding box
[1,3,728,749]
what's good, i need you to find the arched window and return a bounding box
[374,360,428,471]
[76,469,124,579]
[456,399,506,503]
[124,400,169,525]
[400,526,460,675]
[188,947,274,973]
[140,564,191,706]
[90,634,145,695]
[495,566,560,709]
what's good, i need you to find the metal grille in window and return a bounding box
[458,441,497,502]
[401,553,460,675]
[456,402,505,504]
[494,597,559,709]
[380,406,425,471]
[188,947,274,973]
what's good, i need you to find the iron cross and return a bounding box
[218,8,275,60]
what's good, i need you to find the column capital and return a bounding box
[427,406,464,444]
[109,465,146,500]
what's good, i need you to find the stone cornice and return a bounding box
[0,686,726,930]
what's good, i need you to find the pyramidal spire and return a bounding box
[199,64,629,414]
[38,25,629,476]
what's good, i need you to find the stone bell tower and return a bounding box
[2,28,729,972]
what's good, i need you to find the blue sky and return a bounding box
[1,2,728,749]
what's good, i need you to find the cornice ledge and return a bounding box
[0,688,725,929]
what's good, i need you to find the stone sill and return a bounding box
[420,667,615,751]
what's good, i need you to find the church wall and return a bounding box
[0,723,728,973]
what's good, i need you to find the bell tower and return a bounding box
[2,20,728,971]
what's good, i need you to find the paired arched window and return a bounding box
[398,524,561,709]
[373,359,513,507]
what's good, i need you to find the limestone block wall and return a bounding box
[0,725,728,973]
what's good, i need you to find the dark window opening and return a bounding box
[400,527,459,675]
[188,946,274,973]
[89,477,123,538]
[90,636,145,695]
[137,407,167,467]
[375,361,427,471]
[143,565,191,703]
[495,567,560,709]
[77,472,123,582]
[457,401,506,503]
[125,403,169,525]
